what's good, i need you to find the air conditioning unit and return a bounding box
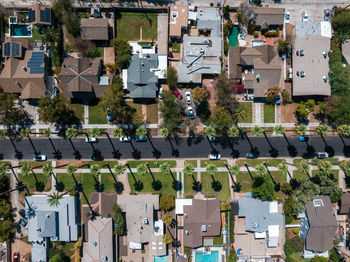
[300,50,305,56]
[300,71,305,77]
[323,51,327,58]
[323,75,328,82]
[201,225,207,232]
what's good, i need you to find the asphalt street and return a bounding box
[0,135,349,160]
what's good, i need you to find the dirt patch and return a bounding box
[281,103,298,123]
[309,105,321,123]
[203,78,217,111]
[56,161,86,168]
[12,239,32,262]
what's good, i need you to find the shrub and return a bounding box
[281,183,293,195]
[284,239,298,256]
[285,215,294,224]
[293,228,299,235]
[253,31,259,38]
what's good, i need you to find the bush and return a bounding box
[293,228,299,235]
[285,215,294,224]
[253,31,259,38]
[159,194,175,211]
[281,183,293,195]
[284,239,298,256]
[263,28,280,37]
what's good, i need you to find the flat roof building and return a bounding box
[169,5,189,40]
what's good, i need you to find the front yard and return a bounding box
[264,104,275,123]
[201,172,231,200]
[238,102,252,123]
[89,100,107,124]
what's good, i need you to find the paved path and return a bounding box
[84,105,89,125]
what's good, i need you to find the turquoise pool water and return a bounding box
[195,251,219,262]
[11,24,32,37]
[228,26,239,47]
[154,256,167,262]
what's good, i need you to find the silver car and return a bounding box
[185,91,191,105]
[208,153,221,160]
[120,136,131,142]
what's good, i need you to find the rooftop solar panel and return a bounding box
[12,42,20,57]
[28,9,35,23]
[40,8,51,23]
[4,43,10,57]
[28,52,44,74]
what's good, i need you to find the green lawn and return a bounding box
[172,42,180,53]
[89,100,107,124]
[184,160,198,167]
[184,173,197,193]
[292,170,309,181]
[18,173,50,192]
[311,158,339,165]
[235,159,285,167]
[69,101,84,123]
[101,173,117,194]
[116,12,157,41]
[264,104,275,123]
[270,171,287,184]
[200,159,228,168]
[201,172,231,200]
[213,234,224,245]
[127,160,176,168]
[86,161,120,168]
[236,172,253,192]
[238,102,252,123]
[126,101,143,123]
[128,172,177,196]
[19,161,49,168]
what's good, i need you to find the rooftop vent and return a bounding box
[253,223,259,228]
[300,71,305,77]
[21,66,27,71]
[313,199,324,207]
[323,51,327,58]
[300,50,305,56]
[185,231,189,235]
[92,241,98,247]
[323,75,328,82]
[101,256,107,261]
[256,74,260,82]
[143,218,148,225]
[201,225,207,232]
[184,213,187,218]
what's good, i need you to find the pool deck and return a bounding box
[192,247,225,262]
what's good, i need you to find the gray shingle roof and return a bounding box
[37,211,57,238]
[197,8,221,37]
[238,198,282,233]
[342,40,350,65]
[80,18,109,41]
[253,7,284,29]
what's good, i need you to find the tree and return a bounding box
[277,162,288,177]
[277,39,291,56]
[206,163,218,176]
[192,86,208,103]
[215,74,237,113]
[160,128,169,138]
[38,95,79,126]
[162,213,173,226]
[315,125,330,136]
[19,128,30,138]
[210,106,233,134]
[159,163,171,176]
[340,160,350,175]
[65,128,78,138]
[20,164,32,177]
[0,92,24,128]
[88,128,103,138]
[159,91,180,131]
[113,127,124,138]
[113,204,125,235]
[0,130,6,139]
[265,87,281,104]
[40,26,59,43]
[255,163,267,176]
[136,164,148,176]
[52,0,72,19]
[43,128,51,138]
[284,239,298,256]
[296,100,315,122]
[162,233,172,244]
[252,175,275,200]
[136,127,147,138]
[310,256,328,262]
[294,180,320,214]
[337,125,350,136]
[331,9,350,39]
[251,126,263,136]
[166,66,177,89]
[297,160,310,178]
[101,77,136,125]
[223,20,234,36]
[0,200,14,242]
[90,165,101,179]
[47,193,62,207]
[317,160,332,173]
[159,194,175,211]
[274,125,285,135]
[229,163,240,176]
[205,126,216,138]
[114,164,126,176]
[42,163,53,177]
[313,171,342,203]
[228,126,240,138]
[233,103,248,122]
[67,164,77,176]
[110,39,132,69]
[294,125,307,136]
[183,163,194,177]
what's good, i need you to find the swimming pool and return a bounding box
[228,26,239,47]
[154,256,167,262]
[11,24,32,37]
[195,251,219,262]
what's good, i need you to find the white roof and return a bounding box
[175,199,192,214]
[254,232,266,239]
[269,201,278,213]
[320,21,332,38]
[129,241,142,249]
[154,220,164,236]
[188,11,197,21]
[130,42,156,55]
[122,69,128,90]
[153,55,167,79]
[268,225,280,237]
[99,76,109,85]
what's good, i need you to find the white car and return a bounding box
[208,153,221,160]
[188,106,195,119]
[120,136,131,142]
[302,10,309,22]
[158,87,164,99]
[316,152,329,159]
[285,12,290,23]
[33,154,47,161]
[85,137,97,143]
[185,91,191,105]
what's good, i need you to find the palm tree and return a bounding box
[233,104,248,122]
[294,124,307,136]
[184,163,201,191]
[90,165,101,189]
[274,125,285,135]
[251,126,263,136]
[67,164,78,184]
[297,160,311,179]
[113,164,126,193]
[160,128,169,138]
[42,163,53,177]
[47,192,62,207]
[0,129,6,139]
[159,162,180,191]
[317,160,332,173]
[89,128,103,138]
[162,213,173,226]
[20,128,38,154]
[227,163,241,191]
[316,125,330,136]
[137,163,148,177]
[229,163,240,177]
[40,26,59,43]
[162,233,173,244]
[228,126,240,138]
[113,127,124,138]
[337,125,350,137]
[277,162,291,180]
[20,164,32,177]
[206,163,221,191]
[66,128,80,159]
[255,163,267,176]
[136,127,147,138]
[205,126,215,138]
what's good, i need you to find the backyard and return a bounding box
[116,12,157,41]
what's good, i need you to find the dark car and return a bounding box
[246,153,257,159]
[18,218,27,228]
[173,89,183,99]
[135,136,147,142]
[208,136,219,142]
[18,209,26,219]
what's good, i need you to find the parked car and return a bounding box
[107,114,113,122]
[316,152,329,159]
[285,12,290,23]
[135,136,147,142]
[173,89,183,99]
[18,209,26,219]
[185,91,191,104]
[158,87,164,99]
[13,252,19,262]
[324,8,330,21]
[208,153,221,160]
[302,10,309,22]
[120,136,131,142]
[18,218,27,228]
[208,137,219,142]
[299,136,309,142]
[33,154,47,161]
[188,106,195,119]
[246,153,257,159]
[85,137,98,143]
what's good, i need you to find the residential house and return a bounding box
[169,5,189,41]
[292,22,331,96]
[175,198,221,249]
[117,195,166,257]
[28,3,52,26]
[300,196,337,258]
[177,8,222,83]
[80,18,109,43]
[82,216,114,262]
[253,7,285,30]
[60,57,110,100]
[228,45,282,99]
[234,197,283,259]
[0,42,47,99]
[122,43,166,100]
[342,40,350,66]
[25,195,79,262]
[338,194,350,249]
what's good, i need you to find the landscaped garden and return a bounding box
[116,12,157,41]
[238,102,252,123]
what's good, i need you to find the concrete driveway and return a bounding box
[157,13,169,55]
